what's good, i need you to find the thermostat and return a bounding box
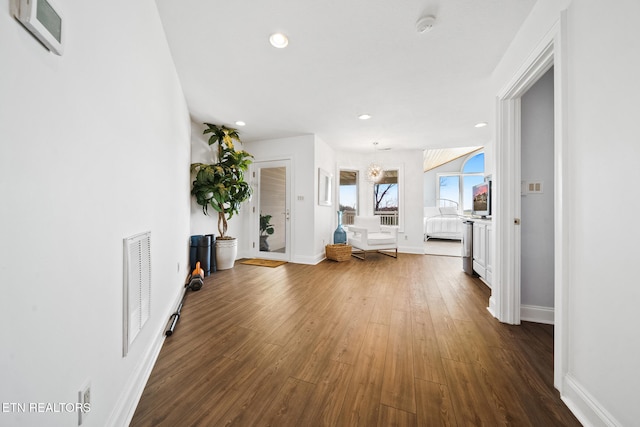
[11,0,64,55]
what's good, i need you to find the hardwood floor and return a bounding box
[130,253,581,426]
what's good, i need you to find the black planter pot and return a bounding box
[259,235,270,252]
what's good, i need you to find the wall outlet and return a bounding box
[78,381,91,425]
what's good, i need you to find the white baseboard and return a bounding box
[293,253,325,265]
[487,296,497,318]
[562,374,622,427]
[399,245,425,255]
[107,287,184,427]
[478,276,491,289]
[520,304,554,324]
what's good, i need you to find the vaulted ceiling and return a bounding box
[156,0,536,153]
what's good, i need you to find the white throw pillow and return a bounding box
[440,206,458,216]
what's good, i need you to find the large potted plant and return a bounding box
[190,123,253,270]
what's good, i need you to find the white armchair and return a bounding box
[347,216,398,260]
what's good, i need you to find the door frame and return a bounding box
[251,159,292,261]
[494,13,568,392]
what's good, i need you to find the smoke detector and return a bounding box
[416,15,436,33]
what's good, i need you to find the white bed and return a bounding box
[424,200,464,241]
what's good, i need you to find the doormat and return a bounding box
[239,259,288,268]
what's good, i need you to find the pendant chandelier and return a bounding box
[366,142,384,183]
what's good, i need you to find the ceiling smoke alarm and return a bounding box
[416,15,436,33]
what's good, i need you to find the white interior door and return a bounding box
[253,160,291,261]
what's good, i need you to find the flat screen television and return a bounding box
[472,181,491,218]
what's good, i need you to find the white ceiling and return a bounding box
[155,0,536,153]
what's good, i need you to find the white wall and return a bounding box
[245,139,424,260]
[314,136,338,258]
[243,135,318,264]
[492,0,640,424]
[565,2,640,425]
[0,1,191,426]
[190,131,335,265]
[337,149,424,254]
[520,68,554,310]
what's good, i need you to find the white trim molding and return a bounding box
[399,245,426,255]
[296,253,326,265]
[520,304,554,324]
[494,11,570,395]
[562,374,623,427]
[487,296,497,317]
[109,285,185,426]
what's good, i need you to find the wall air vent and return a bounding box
[123,231,151,357]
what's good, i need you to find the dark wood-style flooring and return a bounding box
[130,253,581,426]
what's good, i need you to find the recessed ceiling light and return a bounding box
[269,33,289,48]
[475,122,488,128]
[358,114,372,120]
[235,121,246,127]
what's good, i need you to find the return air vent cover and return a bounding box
[123,231,151,357]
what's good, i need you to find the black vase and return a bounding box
[260,235,270,251]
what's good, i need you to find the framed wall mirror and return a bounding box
[318,168,332,206]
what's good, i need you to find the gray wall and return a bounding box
[520,68,555,309]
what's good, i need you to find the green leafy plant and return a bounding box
[260,214,275,237]
[190,123,253,239]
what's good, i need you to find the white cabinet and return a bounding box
[472,219,492,287]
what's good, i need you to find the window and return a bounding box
[437,152,485,213]
[438,175,460,206]
[373,170,398,225]
[339,170,358,225]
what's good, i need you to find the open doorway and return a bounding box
[494,16,568,392]
[520,67,555,324]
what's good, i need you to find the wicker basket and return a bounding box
[325,244,352,262]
